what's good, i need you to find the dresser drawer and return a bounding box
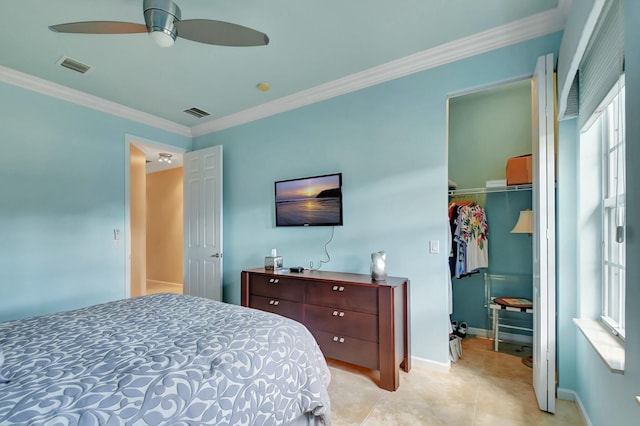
[249,295,303,323]
[311,329,379,370]
[249,275,303,302]
[242,268,410,392]
[305,282,378,314]
[305,304,378,342]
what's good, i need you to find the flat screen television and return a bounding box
[275,173,343,227]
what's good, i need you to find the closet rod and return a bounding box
[448,183,532,196]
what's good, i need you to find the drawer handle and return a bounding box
[269,278,280,284]
[269,300,279,306]
[332,285,345,292]
[332,336,345,343]
[332,311,345,317]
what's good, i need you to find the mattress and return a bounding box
[0,293,331,425]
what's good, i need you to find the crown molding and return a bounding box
[0,65,192,137]
[192,4,566,137]
[1,2,567,140]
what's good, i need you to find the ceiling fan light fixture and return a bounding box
[150,29,176,47]
[143,0,180,47]
[158,153,173,164]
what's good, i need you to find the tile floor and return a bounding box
[327,335,585,426]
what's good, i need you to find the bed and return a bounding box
[0,293,331,425]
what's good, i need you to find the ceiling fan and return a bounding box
[49,0,269,48]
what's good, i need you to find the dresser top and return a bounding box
[243,267,408,287]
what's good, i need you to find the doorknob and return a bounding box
[210,253,223,258]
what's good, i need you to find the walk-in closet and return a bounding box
[447,79,535,358]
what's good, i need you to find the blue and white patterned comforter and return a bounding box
[0,294,331,425]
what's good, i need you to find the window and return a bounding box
[600,82,625,339]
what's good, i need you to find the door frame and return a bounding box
[124,134,186,298]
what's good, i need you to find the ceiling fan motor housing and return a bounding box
[143,0,181,43]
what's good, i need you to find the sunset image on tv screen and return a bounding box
[275,174,342,226]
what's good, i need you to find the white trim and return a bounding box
[557,388,576,401]
[411,355,450,373]
[1,3,566,138]
[558,388,595,426]
[0,66,192,137]
[574,318,625,373]
[192,5,565,136]
[572,389,595,426]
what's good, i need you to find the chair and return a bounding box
[484,273,534,351]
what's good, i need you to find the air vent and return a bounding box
[57,56,92,74]
[184,107,211,118]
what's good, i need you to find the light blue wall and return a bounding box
[0,82,191,321]
[194,32,562,364]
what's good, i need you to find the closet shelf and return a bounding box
[448,183,532,196]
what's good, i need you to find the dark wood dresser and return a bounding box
[241,268,411,391]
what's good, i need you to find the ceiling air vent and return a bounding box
[184,107,211,118]
[58,56,92,74]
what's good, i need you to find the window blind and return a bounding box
[564,74,580,119]
[579,0,624,130]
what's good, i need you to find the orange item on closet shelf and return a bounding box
[506,154,532,185]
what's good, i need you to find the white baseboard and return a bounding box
[411,355,450,373]
[146,279,182,288]
[468,326,533,345]
[558,388,593,426]
[557,388,575,401]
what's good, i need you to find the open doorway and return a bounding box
[447,79,534,343]
[128,138,185,297]
[447,56,558,413]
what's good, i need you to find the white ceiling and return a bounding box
[0,0,568,139]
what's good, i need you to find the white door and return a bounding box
[531,53,556,413]
[183,145,223,301]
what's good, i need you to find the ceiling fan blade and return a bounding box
[49,21,148,34]
[175,19,269,46]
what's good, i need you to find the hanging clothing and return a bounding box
[457,203,489,271]
[448,201,489,278]
[447,217,453,315]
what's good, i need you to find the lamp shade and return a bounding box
[511,209,533,234]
